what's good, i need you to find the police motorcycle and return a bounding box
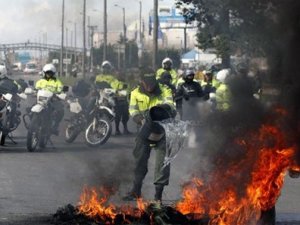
[0,91,28,145]
[65,85,115,147]
[23,84,68,152]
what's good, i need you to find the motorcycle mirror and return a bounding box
[28,80,34,86]
[63,86,69,93]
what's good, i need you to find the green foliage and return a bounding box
[175,0,283,67]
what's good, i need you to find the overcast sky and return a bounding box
[0,0,175,46]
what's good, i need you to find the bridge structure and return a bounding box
[0,42,83,53]
[0,42,85,75]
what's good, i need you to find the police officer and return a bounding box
[156,58,178,86]
[123,70,175,202]
[95,61,122,89]
[114,71,131,135]
[35,63,64,135]
[175,69,204,120]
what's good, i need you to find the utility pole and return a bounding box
[88,25,97,72]
[103,0,107,61]
[138,1,143,67]
[60,0,65,77]
[153,0,158,70]
[82,0,86,78]
[74,22,77,64]
[66,27,68,77]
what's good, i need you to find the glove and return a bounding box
[133,114,145,125]
[155,104,177,119]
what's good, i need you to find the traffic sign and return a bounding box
[63,58,71,64]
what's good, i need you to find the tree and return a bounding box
[175,0,282,68]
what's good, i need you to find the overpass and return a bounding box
[0,41,83,53]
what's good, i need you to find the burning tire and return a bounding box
[84,116,112,147]
[26,114,40,152]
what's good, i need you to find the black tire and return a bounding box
[65,123,81,143]
[38,135,47,149]
[85,116,112,147]
[0,131,6,146]
[26,114,40,152]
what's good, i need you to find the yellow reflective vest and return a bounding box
[129,84,175,117]
[156,68,178,86]
[95,74,123,90]
[215,83,231,111]
[35,78,63,93]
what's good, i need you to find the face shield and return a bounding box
[163,61,172,70]
[141,76,158,93]
[44,71,55,80]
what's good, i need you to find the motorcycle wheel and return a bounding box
[0,131,6,146]
[65,123,81,143]
[85,116,112,147]
[27,114,40,152]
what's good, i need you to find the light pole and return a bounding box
[153,0,158,70]
[83,0,86,78]
[103,0,107,61]
[88,25,97,72]
[114,4,126,71]
[68,21,77,64]
[114,4,126,43]
[138,1,142,66]
[60,0,65,77]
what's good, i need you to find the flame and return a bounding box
[176,123,297,225]
[78,186,148,223]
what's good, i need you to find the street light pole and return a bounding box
[153,0,158,70]
[60,0,65,77]
[82,0,86,78]
[88,25,97,73]
[114,4,127,71]
[103,0,107,61]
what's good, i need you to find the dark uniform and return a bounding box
[175,69,203,120]
[123,73,175,201]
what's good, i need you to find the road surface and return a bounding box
[0,73,299,224]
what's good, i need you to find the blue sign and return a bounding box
[17,52,32,64]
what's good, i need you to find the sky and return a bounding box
[0,0,175,46]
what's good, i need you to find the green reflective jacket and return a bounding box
[129,84,175,117]
[35,78,63,93]
[156,68,178,86]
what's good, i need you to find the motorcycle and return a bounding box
[0,92,27,145]
[65,88,115,147]
[23,87,67,152]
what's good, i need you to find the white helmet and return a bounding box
[0,65,7,78]
[216,69,230,83]
[101,60,113,69]
[162,57,173,68]
[43,63,56,74]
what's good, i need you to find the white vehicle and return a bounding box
[24,62,38,74]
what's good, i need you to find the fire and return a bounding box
[176,123,297,225]
[78,186,148,223]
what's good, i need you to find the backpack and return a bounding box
[72,79,91,97]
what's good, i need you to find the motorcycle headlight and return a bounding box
[38,96,49,103]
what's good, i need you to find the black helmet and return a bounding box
[183,69,195,80]
[236,63,248,74]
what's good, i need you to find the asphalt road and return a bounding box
[0,73,299,224]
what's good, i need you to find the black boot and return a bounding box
[123,124,132,134]
[122,183,142,201]
[154,185,164,201]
